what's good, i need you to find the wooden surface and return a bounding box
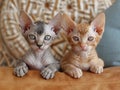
[0,66,120,90]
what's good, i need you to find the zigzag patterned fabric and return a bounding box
[0,0,114,67]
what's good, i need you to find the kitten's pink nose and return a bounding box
[80,43,87,51]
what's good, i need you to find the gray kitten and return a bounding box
[14,11,62,79]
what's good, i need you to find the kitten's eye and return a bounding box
[29,34,36,40]
[72,36,79,41]
[88,36,94,41]
[44,35,51,40]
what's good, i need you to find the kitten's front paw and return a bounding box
[41,67,55,80]
[14,63,28,77]
[65,67,83,79]
[90,65,103,74]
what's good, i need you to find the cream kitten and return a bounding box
[60,13,105,78]
[14,11,62,79]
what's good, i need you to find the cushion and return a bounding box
[0,67,120,90]
[97,0,120,67]
[0,0,113,67]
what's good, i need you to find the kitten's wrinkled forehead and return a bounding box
[31,21,45,34]
[30,21,56,36]
[76,23,90,35]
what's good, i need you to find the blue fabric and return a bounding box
[97,0,120,67]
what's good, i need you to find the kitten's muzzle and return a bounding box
[80,43,87,51]
[36,43,43,48]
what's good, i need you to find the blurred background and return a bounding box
[0,0,115,67]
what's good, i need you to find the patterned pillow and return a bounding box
[0,0,113,67]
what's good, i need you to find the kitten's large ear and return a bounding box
[91,13,105,36]
[49,12,76,34]
[19,10,32,32]
[61,13,76,34]
[49,12,63,34]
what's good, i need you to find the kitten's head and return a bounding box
[19,11,62,51]
[61,13,105,52]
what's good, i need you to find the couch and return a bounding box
[1,0,120,90]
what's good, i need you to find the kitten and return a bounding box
[14,11,62,79]
[60,13,105,78]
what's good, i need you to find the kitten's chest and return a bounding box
[76,51,89,60]
[75,52,90,70]
[23,51,45,70]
